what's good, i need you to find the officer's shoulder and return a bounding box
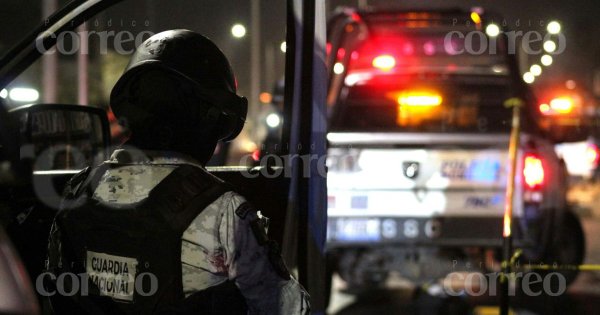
[218,191,258,220]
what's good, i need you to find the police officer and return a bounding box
[46,30,310,315]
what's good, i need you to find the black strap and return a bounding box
[81,162,112,197]
[148,164,232,234]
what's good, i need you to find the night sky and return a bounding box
[1,0,599,98]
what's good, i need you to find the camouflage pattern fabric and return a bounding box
[90,149,310,314]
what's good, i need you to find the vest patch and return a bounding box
[234,202,254,219]
[86,251,138,301]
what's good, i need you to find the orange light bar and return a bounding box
[397,91,443,107]
[549,97,574,114]
[523,154,545,189]
[372,55,396,71]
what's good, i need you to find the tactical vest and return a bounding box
[50,163,247,315]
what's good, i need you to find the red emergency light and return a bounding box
[523,153,545,190]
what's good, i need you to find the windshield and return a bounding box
[331,11,512,78]
[348,28,509,75]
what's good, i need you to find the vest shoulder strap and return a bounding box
[148,164,232,234]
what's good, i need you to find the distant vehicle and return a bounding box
[324,8,586,292]
[540,90,600,180]
[555,137,599,179]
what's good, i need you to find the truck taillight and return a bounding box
[523,154,545,190]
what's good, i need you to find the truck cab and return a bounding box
[324,9,584,289]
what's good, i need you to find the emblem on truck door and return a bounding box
[403,161,420,179]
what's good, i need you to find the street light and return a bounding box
[543,40,557,53]
[541,55,553,66]
[523,72,535,84]
[486,23,500,37]
[9,87,40,102]
[333,62,345,75]
[231,24,246,38]
[266,113,281,128]
[280,41,286,53]
[530,64,542,76]
[547,21,561,34]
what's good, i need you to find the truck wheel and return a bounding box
[544,209,585,286]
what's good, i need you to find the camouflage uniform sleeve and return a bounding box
[220,192,310,315]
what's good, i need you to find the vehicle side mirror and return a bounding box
[8,104,111,172]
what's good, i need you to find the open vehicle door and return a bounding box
[0,0,328,313]
[0,98,40,315]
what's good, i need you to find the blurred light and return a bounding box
[566,80,577,90]
[372,55,396,71]
[524,154,545,189]
[549,97,574,114]
[523,72,535,84]
[280,41,286,53]
[547,21,561,34]
[586,143,600,167]
[266,113,281,128]
[350,12,362,22]
[242,140,257,153]
[485,24,500,37]
[397,91,442,107]
[9,87,39,102]
[541,54,553,66]
[543,40,557,53]
[503,213,512,237]
[492,65,506,73]
[251,150,260,162]
[0,89,7,99]
[530,64,542,76]
[344,73,373,86]
[333,62,345,74]
[259,92,272,104]
[231,24,246,38]
[423,41,436,56]
[540,97,576,116]
[402,42,415,55]
[470,12,482,25]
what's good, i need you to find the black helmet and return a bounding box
[110,29,247,142]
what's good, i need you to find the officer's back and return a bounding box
[45,30,310,315]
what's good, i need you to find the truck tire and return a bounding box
[544,209,585,286]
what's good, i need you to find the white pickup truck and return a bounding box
[324,9,585,290]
